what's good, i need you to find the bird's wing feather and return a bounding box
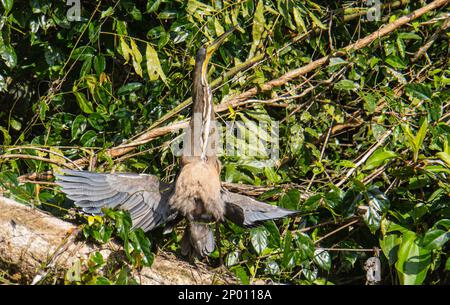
[55,169,174,232]
[221,189,299,227]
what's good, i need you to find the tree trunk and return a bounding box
[0,196,235,284]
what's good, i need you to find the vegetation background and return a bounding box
[0,0,449,284]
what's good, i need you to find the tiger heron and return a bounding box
[56,27,299,260]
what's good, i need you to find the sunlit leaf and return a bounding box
[146,43,167,85]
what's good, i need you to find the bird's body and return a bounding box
[56,27,299,260]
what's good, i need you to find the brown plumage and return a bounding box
[56,28,299,260]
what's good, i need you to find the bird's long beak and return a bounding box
[204,26,236,62]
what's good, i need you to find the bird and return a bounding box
[55,27,299,260]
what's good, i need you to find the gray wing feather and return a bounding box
[55,169,174,232]
[221,189,299,227]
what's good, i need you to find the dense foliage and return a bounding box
[0,0,449,284]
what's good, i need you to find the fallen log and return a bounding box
[0,196,235,284]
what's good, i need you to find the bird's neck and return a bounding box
[185,59,216,161]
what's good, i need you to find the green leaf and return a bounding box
[334,79,359,91]
[361,186,390,234]
[420,229,450,250]
[119,37,132,63]
[147,0,162,13]
[233,266,249,284]
[395,231,431,285]
[386,56,406,70]
[74,92,94,114]
[293,7,307,33]
[405,84,432,101]
[307,8,326,30]
[397,32,422,40]
[1,0,13,13]
[250,227,268,255]
[9,118,21,131]
[100,7,114,19]
[380,233,402,265]
[436,152,450,167]
[414,118,428,150]
[225,251,240,267]
[93,55,106,74]
[146,44,167,85]
[364,149,397,170]
[129,39,143,77]
[71,115,87,140]
[280,189,300,210]
[313,249,331,271]
[446,257,450,271]
[295,233,315,261]
[434,219,450,230]
[0,43,17,68]
[248,0,265,58]
[0,126,11,145]
[117,82,143,95]
[80,130,97,146]
[264,166,280,183]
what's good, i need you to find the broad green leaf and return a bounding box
[119,37,132,63]
[308,11,326,30]
[405,83,432,101]
[250,227,268,255]
[233,266,249,284]
[264,166,280,183]
[446,258,450,271]
[93,55,106,74]
[71,115,87,139]
[395,231,431,285]
[71,46,96,61]
[1,0,13,13]
[295,233,315,261]
[147,0,162,13]
[436,152,450,167]
[129,39,143,77]
[396,36,406,58]
[364,149,397,170]
[80,130,97,146]
[386,56,406,70]
[420,229,450,250]
[362,186,390,234]
[380,233,402,265]
[0,43,17,68]
[334,79,359,91]
[434,219,450,230]
[225,251,240,267]
[214,17,225,36]
[74,92,94,114]
[146,44,167,85]
[117,82,143,95]
[9,118,21,131]
[313,249,331,271]
[280,189,300,210]
[248,0,265,58]
[293,7,307,33]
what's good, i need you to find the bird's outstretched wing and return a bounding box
[221,189,299,227]
[55,169,175,232]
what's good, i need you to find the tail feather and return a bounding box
[181,222,215,259]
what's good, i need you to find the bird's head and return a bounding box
[195,26,236,78]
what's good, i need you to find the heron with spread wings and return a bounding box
[56,27,298,260]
